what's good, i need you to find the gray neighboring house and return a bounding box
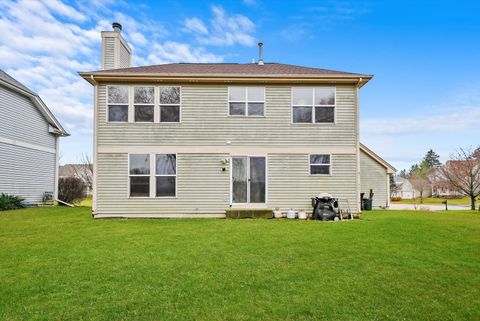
[0,70,69,204]
[79,23,395,218]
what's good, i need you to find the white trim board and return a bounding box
[0,136,56,154]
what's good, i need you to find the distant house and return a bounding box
[0,70,69,204]
[59,164,93,196]
[429,166,463,197]
[392,176,432,199]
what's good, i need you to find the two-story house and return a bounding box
[0,70,69,204]
[79,23,395,218]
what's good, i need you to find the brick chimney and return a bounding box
[101,22,132,70]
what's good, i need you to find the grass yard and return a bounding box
[1,208,479,321]
[392,196,472,205]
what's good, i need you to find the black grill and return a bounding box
[312,195,338,221]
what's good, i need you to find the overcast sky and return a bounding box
[1,0,479,170]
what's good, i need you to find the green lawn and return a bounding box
[392,196,472,205]
[1,208,479,321]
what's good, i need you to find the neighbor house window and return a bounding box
[156,154,176,197]
[292,87,335,123]
[134,86,154,122]
[160,86,180,122]
[310,154,331,175]
[228,87,265,116]
[129,154,150,197]
[108,86,129,122]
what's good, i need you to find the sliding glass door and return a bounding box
[232,156,266,204]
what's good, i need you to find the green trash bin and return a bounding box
[363,199,373,211]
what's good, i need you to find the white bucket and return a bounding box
[287,208,296,219]
[273,210,283,219]
[298,210,307,220]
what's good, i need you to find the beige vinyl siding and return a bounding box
[268,154,358,213]
[96,84,357,147]
[360,149,388,208]
[0,85,56,149]
[102,37,115,70]
[95,152,359,216]
[119,42,130,68]
[96,153,230,215]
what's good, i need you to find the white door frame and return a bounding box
[230,155,268,207]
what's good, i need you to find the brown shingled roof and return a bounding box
[86,63,371,77]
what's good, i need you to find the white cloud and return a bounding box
[43,0,87,22]
[361,106,480,136]
[183,17,209,35]
[146,41,223,64]
[184,5,255,46]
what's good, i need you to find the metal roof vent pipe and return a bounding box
[258,40,264,65]
[112,22,122,33]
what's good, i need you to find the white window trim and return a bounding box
[291,87,336,124]
[159,86,182,123]
[128,153,151,198]
[127,153,178,198]
[154,153,178,198]
[133,86,155,123]
[230,154,268,206]
[106,85,129,123]
[228,86,266,117]
[309,153,332,176]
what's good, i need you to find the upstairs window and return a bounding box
[108,86,129,122]
[129,154,150,197]
[134,87,154,122]
[292,87,335,123]
[309,154,331,175]
[160,87,180,122]
[229,87,265,116]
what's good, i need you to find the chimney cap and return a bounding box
[112,22,122,32]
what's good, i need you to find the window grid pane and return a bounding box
[156,154,176,175]
[108,105,128,122]
[310,154,330,164]
[292,87,313,105]
[160,87,180,104]
[315,106,335,123]
[160,106,180,122]
[130,176,150,197]
[129,154,150,175]
[247,87,264,102]
[310,165,330,175]
[247,103,264,116]
[229,102,246,115]
[156,176,176,197]
[292,106,312,123]
[108,86,128,104]
[134,105,154,122]
[314,88,335,105]
[134,87,154,104]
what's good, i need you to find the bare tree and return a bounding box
[440,148,480,210]
[409,176,431,203]
[73,153,93,192]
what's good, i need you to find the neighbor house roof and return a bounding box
[79,63,372,87]
[360,143,397,173]
[0,70,69,136]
